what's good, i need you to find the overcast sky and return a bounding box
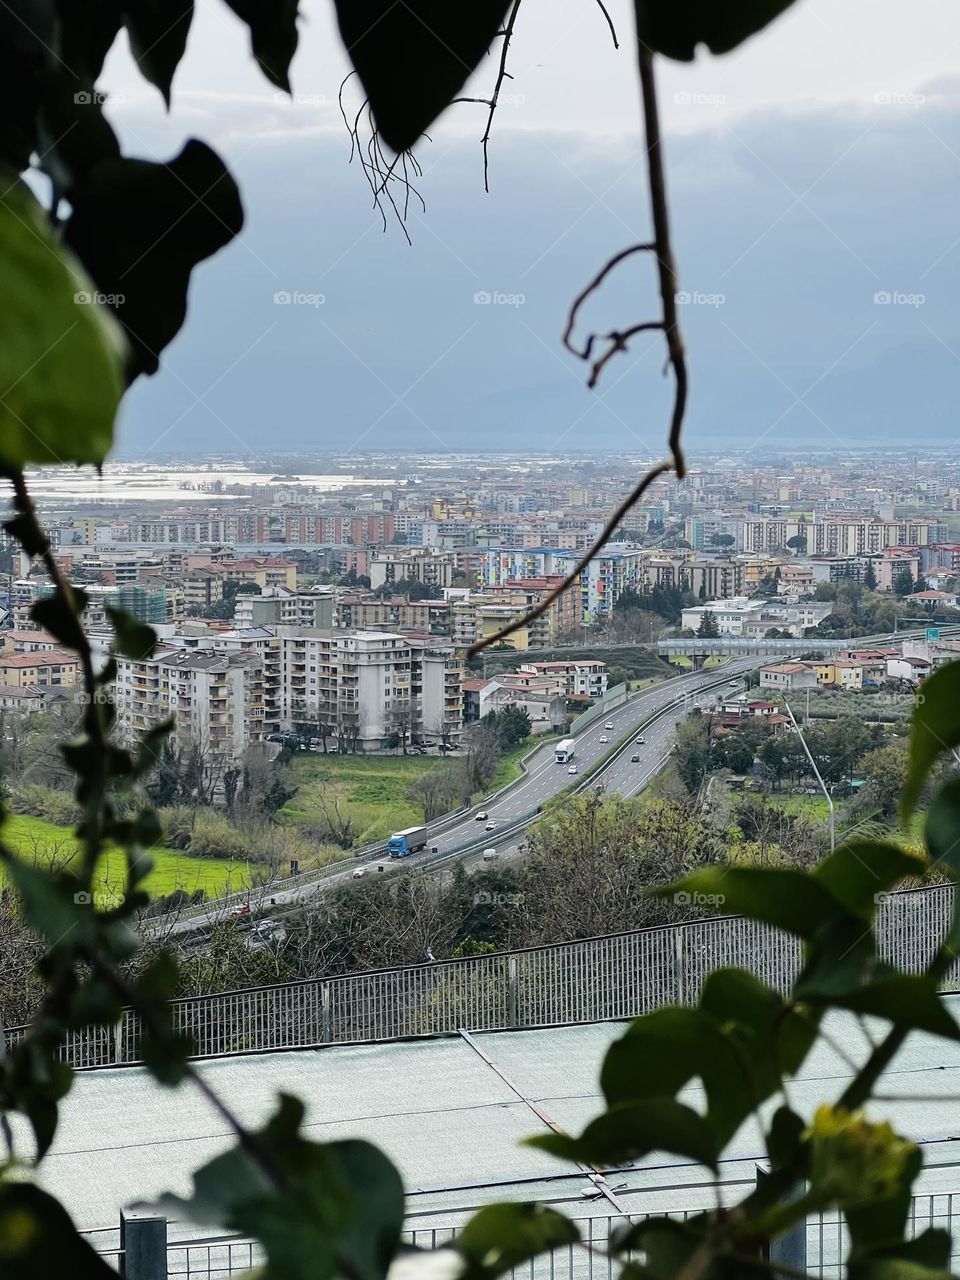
[95,1,960,457]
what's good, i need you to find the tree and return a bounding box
[863,562,878,590]
[893,567,915,597]
[786,535,808,553]
[696,609,721,638]
[709,533,735,549]
[673,713,711,794]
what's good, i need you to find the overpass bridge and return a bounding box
[657,624,960,661]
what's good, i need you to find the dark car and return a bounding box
[631,754,640,762]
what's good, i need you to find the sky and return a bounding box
[93,0,960,457]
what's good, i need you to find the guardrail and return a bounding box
[5,883,953,1071]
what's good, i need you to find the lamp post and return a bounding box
[784,699,834,851]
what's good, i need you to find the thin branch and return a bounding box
[467,460,672,656]
[593,0,620,48]
[479,0,522,192]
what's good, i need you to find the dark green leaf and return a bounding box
[139,1031,194,1085]
[766,1105,806,1171]
[661,867,841,939]
[0,176,126,467]
[5,859,97,951]
[106,606,157,659]
[527,1100,718,1169]
[0,1182,118,1278]
[457,1205,579,1280]
[122,0,193,105]
[902,662,960,820]
[38,71,122,193]
[924,776,960,878]
[64,140,244,379]
[609,1216,710,1279]
[223,0,299,90]
[826,975,960,1040]
[0,1,54,169]
[600,1006,709,1106]
[814,841,925,919]
[31,591,89,652]
[634,0,799,61]
[54,0,123,81]
[157,1095,404,1280]
[333,0,513,153]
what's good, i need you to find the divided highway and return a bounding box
[161,660,761,934]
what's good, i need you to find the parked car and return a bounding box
[475,811,488,821]
[567,764,578,774]
[482,848,498,861]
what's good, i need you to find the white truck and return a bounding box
[554,737,576,764]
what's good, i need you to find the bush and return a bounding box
[7,783,81,826]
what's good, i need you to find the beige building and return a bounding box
[0,651,80,687]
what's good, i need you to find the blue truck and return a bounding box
[387,825,428,858]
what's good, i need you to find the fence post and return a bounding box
[508,955,518,1028]
[755,1166,806,1273]
[321,981,332,1043]
[675,925,686,1006]
[121,1210,167,1280]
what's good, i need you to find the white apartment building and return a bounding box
[681,597,833,638]
[115,648,268,760]
[733,517,948,555]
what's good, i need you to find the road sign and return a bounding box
[927,627,941,642]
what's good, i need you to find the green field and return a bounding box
[1,813,250,904]
[771,793,831,820]
[281,752,441,843]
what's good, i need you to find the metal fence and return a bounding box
[6,884,956,1071]
[89,1193,960,1278]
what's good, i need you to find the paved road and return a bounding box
[162,660,760,935]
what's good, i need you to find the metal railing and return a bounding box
[6,884,956,1071]
[88,1193,960,1278]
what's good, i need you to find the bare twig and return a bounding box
[338,72,425,243]
[467,460,672,656]
[593,0,620,48]
[480,0,521,193]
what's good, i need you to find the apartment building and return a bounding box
[216,557,297,591]
[681,597,832,638]
[234,588,335,630]
[734,517,947,555]
[476,548,644,621]
[182,570,224,615]
[335,597,453,636]
[368,549,456,591]
[518,660,608,700]
[0,651,80,687]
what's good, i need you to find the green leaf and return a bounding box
[814,841,925,918]
[0,176,126,467]
[901,662,960,820]
[122,0,193,105]
[0,2,54,169]
[609,1217,710,1279]
[924,776,960,878]
[157,1095,404,1280]
[0,1182,118,1278]
[31,591,89,653]
[223,0,299,90]
[106,606,156,659]
[55,0,124,82]
[848,1230,953,1280]
[139,1031,194,1085]
[527,1099,718,1169]
[333,0,513,153]
[662,867,841,939]
[826,975,960,1040]
[64,140,244,379]
[5,859,97,951]
[600,1006,709,1106]
[457,1205,579,1280]
[634,0,799,61]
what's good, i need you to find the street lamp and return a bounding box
[784,700,835,851]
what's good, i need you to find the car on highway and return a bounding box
[232,904,251,917]
[631,754,640,763]
[567,764,578,774]
[352,866,367,878]
[728,680,739,686]
[599,735,609,743]
[475,811,488,821]
[484,821,496,831]
[604,721,614,730]
[636,735,645,745]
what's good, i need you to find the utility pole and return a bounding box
[785,699,834,851]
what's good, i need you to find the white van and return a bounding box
[482,847,498,861]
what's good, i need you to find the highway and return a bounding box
[157,659,760,935]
